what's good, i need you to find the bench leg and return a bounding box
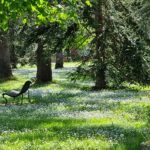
[2,94,8,105]
[21,94,23,104]
[4,97,8,105]
[28,90,31,103]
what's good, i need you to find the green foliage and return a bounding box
[69,0,150,87]
[0,0,80,31]
[133,0,150,38]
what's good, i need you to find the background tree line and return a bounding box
[0,0,149,89]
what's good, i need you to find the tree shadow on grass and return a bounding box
[0,86,149,115]
[13,68,36,78]
[52,80,150,101]
[30,89,149,105]
[56,80,93,91]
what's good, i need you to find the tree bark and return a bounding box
[10,44,17,68]
[95,67,106,89]
[9,21,17,68]
[0,31,12,79]
[66,48,72,62]
[55,51,64,69]
[36,40,52,82]
[94,0,107,89]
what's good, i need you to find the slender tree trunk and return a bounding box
[10,44,17,68]
[94,0,107,89]
[36,40,52,82]
[55,50,64,69]
[0,31,12,79]
[66,48,72,62]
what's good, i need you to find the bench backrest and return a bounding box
[19,81,32,95]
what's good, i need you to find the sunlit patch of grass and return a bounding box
[0,62,149,149]
[64,62,81,67]
[0,131,110,150]
[0,117,147,149]
[0,78,27,91]
[122,82,150,92]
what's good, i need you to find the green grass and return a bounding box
[0,62,149,150]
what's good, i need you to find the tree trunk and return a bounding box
[0,31,12,79]
[10,44,17,68]
[55,51,64,69]
[95,67,106,89]
[9,21,17,68]
[36,40,52,82]
[66,48,72,62]
[94,0,107,89]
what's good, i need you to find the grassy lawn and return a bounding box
[0,63,150,150]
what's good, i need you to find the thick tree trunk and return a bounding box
[94,0,107,89]
[36,40,52,82]
[9,21,17,68]
[55,51,64,69]
[0,31,12,79]
[95,67,106,89]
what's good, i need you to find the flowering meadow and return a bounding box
[0,63,149,150]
